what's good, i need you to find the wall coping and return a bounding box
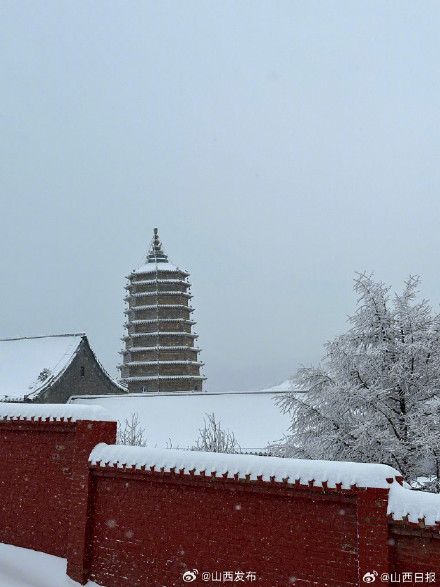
[0,403,116,423]
[90,445,440,528]
[89,444,402,489]
[388,479,440,527]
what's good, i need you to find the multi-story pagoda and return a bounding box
[118,228,206,393]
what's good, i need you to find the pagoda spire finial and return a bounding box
[153,227,161,251]
[146,227,168,264]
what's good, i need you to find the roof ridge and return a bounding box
[0,333,86,342]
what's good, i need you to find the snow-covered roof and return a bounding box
[90,444,401,489]
[132,229,189,277]
[0,403,116,423]
[263,379,296,392]
[131,262,188,276]
[70,390,291,451]
[0,334,85,400]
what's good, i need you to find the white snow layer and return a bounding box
[388,480,440,526]
[70,391,291,451]
[133,262,183,275]
[90,444,400,489]
[0,542,100,587]
[263,379,296,392]
[0,334,83,400]
[0,403,116,422]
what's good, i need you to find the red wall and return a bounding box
[89,471,361,586]
[0,416,440,587]
[0,419,76,556]
[0,417,116,566]
[391,523,440,579]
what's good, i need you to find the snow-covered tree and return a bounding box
[117,412,147,447]
[273,273,440,489]
[37,368,51,382]
[192,413,240,454]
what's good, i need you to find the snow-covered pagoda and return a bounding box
[118,228,206,393]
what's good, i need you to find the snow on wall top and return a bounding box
[0,403,116,422]
[89,444,401,489]
[388,479,440,527]
[0,334,84,400]
[89,444,440,526]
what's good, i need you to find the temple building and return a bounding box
[118,229,206,393]
[0,334,124,403]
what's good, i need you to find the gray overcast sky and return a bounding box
[1,1,439,391]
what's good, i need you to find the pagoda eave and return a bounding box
[126,268,190,279]
[121,375,207,382]
[119,346,202,355]
[125,279,192,289]
[119,360,205,367]
[125,305,195,313]
[125,319,196,326]
[125,292,192,301]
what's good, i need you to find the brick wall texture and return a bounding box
[0,417,440,586]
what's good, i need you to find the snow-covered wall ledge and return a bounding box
[89,444,402,489]
[0,403,116,423]
[388,480,440,527]
[91,445,440,528]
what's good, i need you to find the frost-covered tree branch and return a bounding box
[271,273,440,490]
[117,412,147,447]
[192,413,240,454]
